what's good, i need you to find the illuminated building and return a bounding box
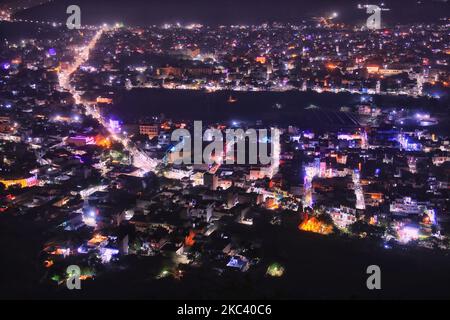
[186,67,213,77]
[139,124,159,138]
[226,256,249,271]
[109,119,121,132]
[416,74,424,96]
[0,116,13,133]
[329,206,358,229]
[157,66,183,77]
[100,247,119,263]
[66,136,95,147]
[424,209,437,226]
[397,134,422,151]
[390,197,429,216]
[96,96,113,104]
[87,234,108,247]
[255,57,266,64]
[366,65,380,74]
[377,68,405,76]
[303,159,320,208]
[0,175,38,188]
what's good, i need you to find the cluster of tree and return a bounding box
[349,220,386,238]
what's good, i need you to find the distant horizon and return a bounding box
[13,0,450,27]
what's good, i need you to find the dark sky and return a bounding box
[15,0,450,26]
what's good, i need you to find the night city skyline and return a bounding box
[0,0,450,306]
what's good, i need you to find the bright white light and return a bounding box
[398,226,419,243]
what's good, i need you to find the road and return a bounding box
[57,27,158,174]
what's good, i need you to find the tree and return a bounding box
[317,212,333,225]
[349,220,385,238]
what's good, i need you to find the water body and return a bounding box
[108,88,446,129]
[0,21,60,41]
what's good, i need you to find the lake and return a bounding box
[107,88,446,130]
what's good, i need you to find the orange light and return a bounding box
[422,215,431,225]
[256,57,266,64]
[326,63,338,69]
[161,122,171,130]
[49,248,69,255]
[88,234,108,246]
[366,65,380,74]
[184,230,196,246]
[96,97,113,104]
[44,260,54,268]
[298,215,333,235]
[94,135,111,148]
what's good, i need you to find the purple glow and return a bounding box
[74,155,85,164]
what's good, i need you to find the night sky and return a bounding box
[15,0,450,26]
